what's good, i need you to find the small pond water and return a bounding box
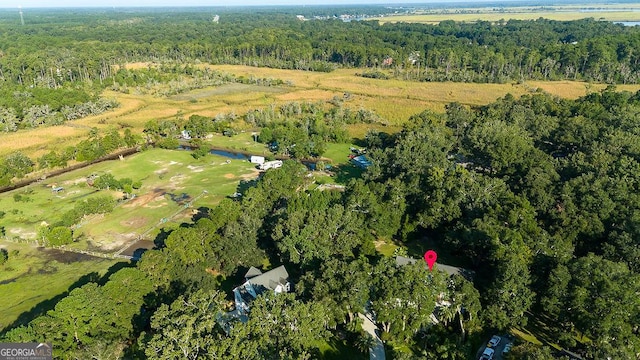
[177,145,319,168]
[616,21,640,26]
[209,149,249,159]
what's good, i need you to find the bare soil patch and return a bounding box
[241,169,261,179]
[187,165,204,172]
[224,173,236,179]
[8,228,36,240]
[122,188,167,208]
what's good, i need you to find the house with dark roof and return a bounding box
[218,265,292,332]
[232,265,291,317]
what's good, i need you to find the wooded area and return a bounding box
[1,6,639,360]
[3,87,639,359]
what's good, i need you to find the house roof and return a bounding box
[244,266,263,279]
[395,256,475,281]
[249,265,289,292]
[351,155,372,168]
[395,256,417,266]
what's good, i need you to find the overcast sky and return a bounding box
[3,0,503,8]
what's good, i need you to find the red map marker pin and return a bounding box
[424,250,437,271]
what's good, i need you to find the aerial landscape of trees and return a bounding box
[1,4,640,360]
[3,85,640,359]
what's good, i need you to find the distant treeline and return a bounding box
[1,9,639,85]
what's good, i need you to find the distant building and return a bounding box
[259,160,283,170]
[250,156,265,165]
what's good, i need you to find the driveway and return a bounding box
[476,335,512,360]
[359,309,385,360]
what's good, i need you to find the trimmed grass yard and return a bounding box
[316,338,367,360]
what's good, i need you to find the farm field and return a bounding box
[2,65,639,159]
[376,3,640,24]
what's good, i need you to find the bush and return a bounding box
[0,248,8,265]
[47,226,73,246]
[58,195,116,227]
[357,71,389,80]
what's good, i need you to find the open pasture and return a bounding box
[0,242,123,332]
[0,148,261,252]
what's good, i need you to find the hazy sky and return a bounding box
[3,0,500,8]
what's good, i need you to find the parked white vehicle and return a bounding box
[259,160,283,170]
[480,347,495,360]
[487,335,501,347]
[250,156,265,165]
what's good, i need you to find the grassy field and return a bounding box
[0,148,262,251]
[0,242,124,331]
[376,4,640,24]
[3,65,639,159]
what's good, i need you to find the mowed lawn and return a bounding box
[76,148,261,249]
[0,242,124,332]
[0,148,261,251]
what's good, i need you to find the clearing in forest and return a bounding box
[0,148,260,251]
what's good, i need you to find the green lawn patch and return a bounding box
[206,133,271,155]
[0,148,261,251]
[315,337,367,360]
[323,143,359,165]
[0,242,124,332]
[375,241,399,257]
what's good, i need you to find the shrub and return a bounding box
[0,248,8,265]
[47,227,73,246]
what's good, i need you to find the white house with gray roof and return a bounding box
[232,265,291,317]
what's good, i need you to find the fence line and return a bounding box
[1,236,133,261]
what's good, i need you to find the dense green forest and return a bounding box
[3,87,640,359]
[1,7,640,89]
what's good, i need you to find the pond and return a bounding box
[209,149,249,160]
